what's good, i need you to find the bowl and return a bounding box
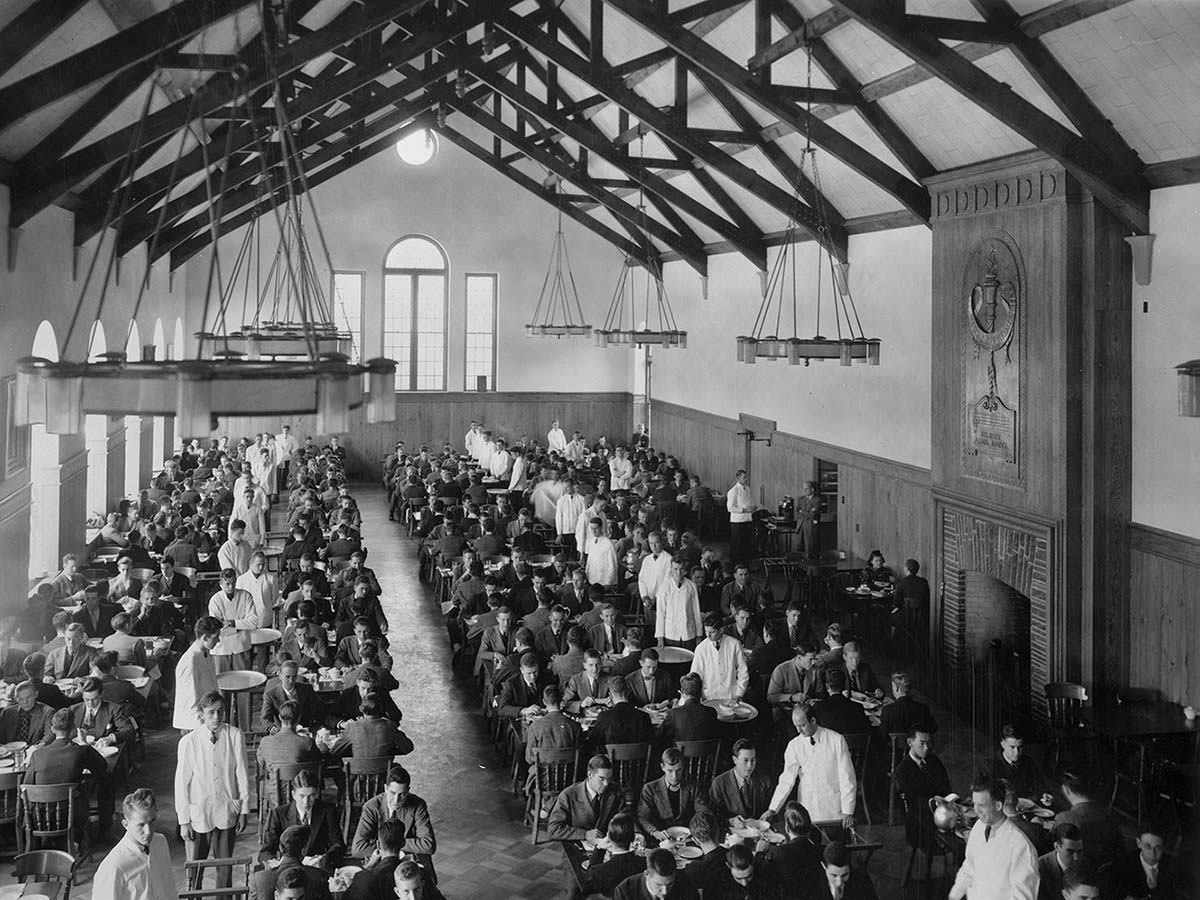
[741,818,770,835]
[665,826,690,841]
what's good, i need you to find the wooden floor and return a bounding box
[1,486,1122,899]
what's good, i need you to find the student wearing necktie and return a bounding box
[624,649,673,709]
[260,770,345,867]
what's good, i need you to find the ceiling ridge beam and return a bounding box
[496,9,848,260]
[597,0,929,224]
[0,0,258,132]
[828,0,1148,232]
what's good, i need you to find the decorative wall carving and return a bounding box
[961,228,1025,487]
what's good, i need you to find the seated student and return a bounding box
[638,748,708,840]
[578,584,608,630]
[90,650,147,716]
[1100,821,1185,900]
[0,680,53,744]
[722,602,763,654]
[586,603,626,655]
[101,613,150,670]
[815,841,878,900]
[342,820,408,900]
[712,842,780,900]
[893,727,952,857]
[533,605,572,659]
[550,626,589,685]
[328,694,414,759]
[333,578,388,641]
[525,684,583,766]
[1054,771,1126,865]
[340,639,399,693]
[657,673,720,749]
[22,652,71,710]
[521,589,555,635]
[840,642,883,698]
[610,627,647,679]
[23,708,108,843]
[1037,823,1084,900]
[351,766,437,876]
[563,649,610,713]
[548,755,622,896]
[755,801,822,884]
[257,701,322,799]
[73,584,122,640]
[682,812,729,890]
[878,672,936,737]
[498,653,549,724]
[492,628,539,688]
[814,668,871,736]
[625,648,674,708]
[283,579,334,628]
[990,724,1052,806]
[581,813,647,896]
[475,605,516,677]
[282,554,332,600]
[128,581,183,641]
[328,669,402,728]
[261,660,324,730]
[708,739,774,821]
[588,676,653,752]
[251,827,332,900]
[260,771,345,867]
[555,568,590,616]
[281,604,329,665]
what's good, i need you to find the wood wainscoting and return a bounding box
[651,399,935,586]
[218,391,633,477]
[1127,523,1200,705]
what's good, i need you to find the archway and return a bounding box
[172,317,184,361]
[85,323,108,516]
[123,323,142,495]
[28,322,62,577]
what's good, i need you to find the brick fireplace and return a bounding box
[938,497,1060,721]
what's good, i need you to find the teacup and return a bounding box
[1185,705,1196,721]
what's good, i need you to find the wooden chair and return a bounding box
[181,856,254,899]
[0,770,20,856]
[1043,682,1098,770]
[843,732,872,825]
[341,756,392,844]
[17,783,81,859]
[812,819,883,869]
[14,849,76,900]
[529,747,580,845]
[259,761,323,841]
[114,664,146,680]
[674,739,722,790]
[606,742,653,797]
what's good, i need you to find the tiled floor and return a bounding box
[5,487,1175,899]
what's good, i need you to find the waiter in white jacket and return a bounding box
[547,420,567,454]
[767,703,856,827]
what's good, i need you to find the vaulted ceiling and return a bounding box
[1,0,1197,277]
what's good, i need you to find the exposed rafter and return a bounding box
[828,0,1149,232]
[0,0,90,80]
[596,0,930,223]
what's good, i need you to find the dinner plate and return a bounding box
[1,741,28,751]
[0,759,14,769]
[870,590,886,599]
[760,831,786,844]
[0,747,11,759]
[675,845,702,860]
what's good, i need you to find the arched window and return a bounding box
[28,321,60,578]
[383,235,447,391]
[123,323,142,495]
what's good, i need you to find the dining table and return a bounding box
[1086,700,1198,814]
[768,553,868,606]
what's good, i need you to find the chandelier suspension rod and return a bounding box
[194,92,240,356]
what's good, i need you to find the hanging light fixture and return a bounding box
[14,27,396,439]
[735,38,879,368]
[595,137,687,350]
[526,179,592,338]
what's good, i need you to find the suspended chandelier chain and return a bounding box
[194,90,241,354]
[63,74,158,358]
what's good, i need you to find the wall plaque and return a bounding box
[961,229,1025,485]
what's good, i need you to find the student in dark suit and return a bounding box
[256,701,322,799]
[0,625,29,682]
[990,724,1051,805]
[72,586,122,640]
[892,726,952,855]
[747,619,792,687]
[525,685,583,766]
[550,626,589,685]
[658,673,720,749]
[813,669,870,736]
[708,739,774,820]
[586,604,626,655]
[0,681,53,744]
[610,628,647,679]
[839,642,883,698]
[328,668,402,727]
[625,648,674,708]
[548,754,623,899]
[755,801,823,884]
[22,708,108,839]
[877,672,937,736]
[811,841,878,900]
[260,771,345,866]
[534,606,573,659]
[497,653,549,722]
[581,813,649,897]
[1054,771,1126,865]
[722,604,763,654]
[328,694,414,759]
[712,842,782,900]
[90,650,146,717]
[260,660,325,730]
[342,820,407,900]
[588,676,653,753]
[22,652,72,710]
[46,624,96,680]
[1037,823,1084,900]
[250,826,332,900]
[1100,823,1187,900]
[615,852,701,900]
[64,677,135,749]
[638,747,708,840]
[682,812,729,892]
[350,766,437,878]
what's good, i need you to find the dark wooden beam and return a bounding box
[440,124,648,266]
[667,0,748,25]
[1145,153,1200,189]
[770,85,859,106]
[160,52,242,70]
[0,0,89,79]
[469,59,767,269]
[609,49,675,80]
[747,5,852,70]
[966,0,1143,176]
[1020,0,1135,36]
[829,0,1149,232]
[497,10,848,259]
[597,0,929,223]
[14,60,157,172]
[902,15,1015,43]
[685,127,760,145]
[7,0,444,227]
[770,2,935,182]
[0,0,258,132]
[453,97,708,275]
